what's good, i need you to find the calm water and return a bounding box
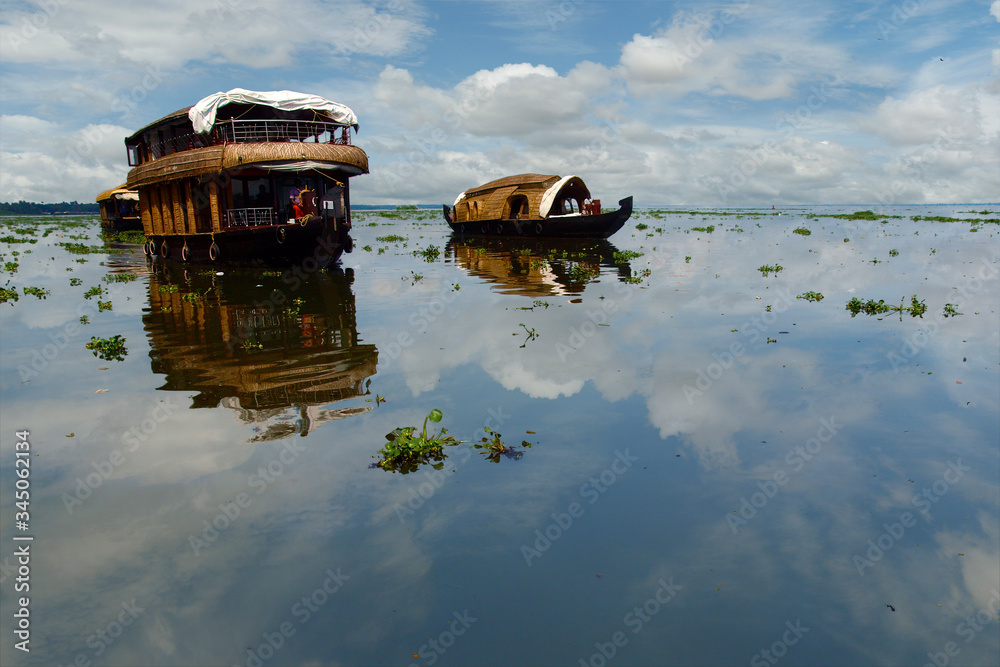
[1,206,998,667]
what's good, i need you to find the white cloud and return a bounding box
[991,1,1000,21]
[0,0,431,70]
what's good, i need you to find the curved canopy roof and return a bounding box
[539,175,590,217]
[189,88,359,134]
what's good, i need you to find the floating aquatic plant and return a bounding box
[86,335,127,361]
[472,427,532,463]
[375,409,464,473]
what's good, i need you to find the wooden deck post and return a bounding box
[185,180,197,233]
[139,191,152,234]
[171,182,186,234]
[149,187,163,235]
[209,180,221,232]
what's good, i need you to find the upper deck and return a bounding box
[124,90,360,168]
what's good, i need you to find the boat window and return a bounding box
[561,199,578,214]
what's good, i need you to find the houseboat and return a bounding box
[125,88,369,264]
[443,174,632,238]
[96,184,142,231]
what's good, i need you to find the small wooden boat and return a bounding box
[125,88,368,265]
[443,174,632,238]
[96,184,142,232]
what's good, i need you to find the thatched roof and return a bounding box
[453,173,591,223]
[126,143,369,188]
[461,173,559,199]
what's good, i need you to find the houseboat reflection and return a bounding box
[446,236,636,296]
[144,266,377,440]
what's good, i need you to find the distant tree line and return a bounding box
[1,201,99,215]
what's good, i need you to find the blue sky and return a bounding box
[1,0,997,205]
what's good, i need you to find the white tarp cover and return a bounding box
[539,175,589,218]
[189,88,359,134]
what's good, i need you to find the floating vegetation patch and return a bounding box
[889,249,899,257]
[0,235,37,244]
[374,409,464,473]
[691,225,715,233]
[613,250,644,262]
[911,215,999,224]
[158,284,180,294]
[943,303,962,318]
[376,234,407,243]
[4,261,18,273]
[97,300,113,312]
[59,242,107,255]
[84,286,103,299]
[792,227,811,236]
[69,277,82,286]
[22,286,49,299]
[1,286,19,303]
[758,264,784,276]
[414,244,440,261]
[102,273,137,283]
[821,210,895,221]
[102,230,146,244]
[472,427,532,462]
[797,291,824,302]
[635,223,649,231]
[85,335,127,361]
[623,268,652,284]
[846,295,926,318]
[567,263,600,283]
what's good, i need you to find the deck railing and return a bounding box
[226,208,275,228]
[133,119,352,165]
[215,119,351,145]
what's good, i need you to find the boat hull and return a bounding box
[143,218,352,267]
[445,196,632,239]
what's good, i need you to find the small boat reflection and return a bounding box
[446,236,635,296]
[144,265,377,440]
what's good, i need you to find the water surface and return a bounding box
[1,207,997,666]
